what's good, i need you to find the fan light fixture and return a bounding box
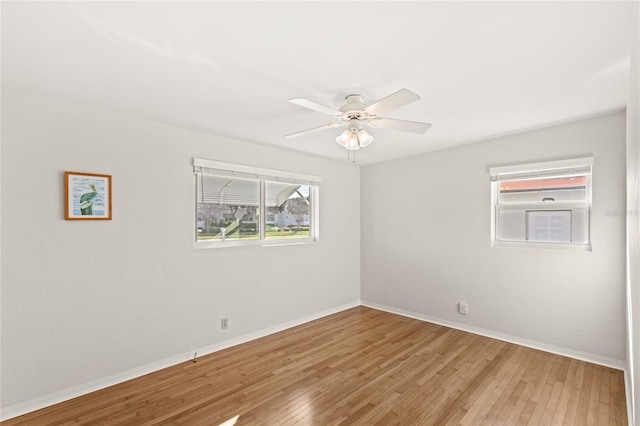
[336,120,374,151]
[286,89,431,161]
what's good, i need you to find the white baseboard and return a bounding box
[0,300,361,422]
[361,300,627,371]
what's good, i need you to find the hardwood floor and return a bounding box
[2,307,627,425]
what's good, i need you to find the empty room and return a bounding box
[1,1,640,425]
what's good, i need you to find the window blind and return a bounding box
[193,158,321,187]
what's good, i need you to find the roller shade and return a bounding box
[490,157,593,182]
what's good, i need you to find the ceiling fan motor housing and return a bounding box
[340,95,372,122]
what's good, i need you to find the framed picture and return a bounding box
[64,171,112,220]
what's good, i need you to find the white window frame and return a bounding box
[193,158,320,249]
[489,157,593,251]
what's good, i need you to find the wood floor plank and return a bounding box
[485,348,534,424]
[1,307,627,425]
[587,367,603,425]
[550,358,579,424]
[611,368,627,425]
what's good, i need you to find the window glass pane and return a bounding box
[497,208,526,241]
[499,176,587,203]
[196,175,259,241]
[265,182,310,240]
[571,207,589,244]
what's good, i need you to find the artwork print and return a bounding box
[64,172,112,220]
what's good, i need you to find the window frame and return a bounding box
[489,157,593,251]
[193,158,320,249]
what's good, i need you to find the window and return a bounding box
[194,158,320,248]
[490,157,593,249]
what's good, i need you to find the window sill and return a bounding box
[491,240,591,251]
[194,237,317,250]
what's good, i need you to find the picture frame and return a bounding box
[64,171,112,220]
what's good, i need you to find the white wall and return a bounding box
[626,3,640,424]
[361,111,627,364]
[0,90,360,410]
[0,89,631,418]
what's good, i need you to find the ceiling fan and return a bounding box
[285,89,431,151]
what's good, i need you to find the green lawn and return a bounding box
[198,230,310,241]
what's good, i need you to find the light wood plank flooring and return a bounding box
[2,306,627,425]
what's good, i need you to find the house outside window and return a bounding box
[490,157,593,250]
[194,158,320,248]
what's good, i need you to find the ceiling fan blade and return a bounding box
[285,122,345,139]
[369,118,432,133]
[288,98,342,116]
[364,89,421,115]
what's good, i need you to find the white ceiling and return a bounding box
[2,2,635,165]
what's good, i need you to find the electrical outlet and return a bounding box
[221,317,228,329]
[458,302,468,315]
